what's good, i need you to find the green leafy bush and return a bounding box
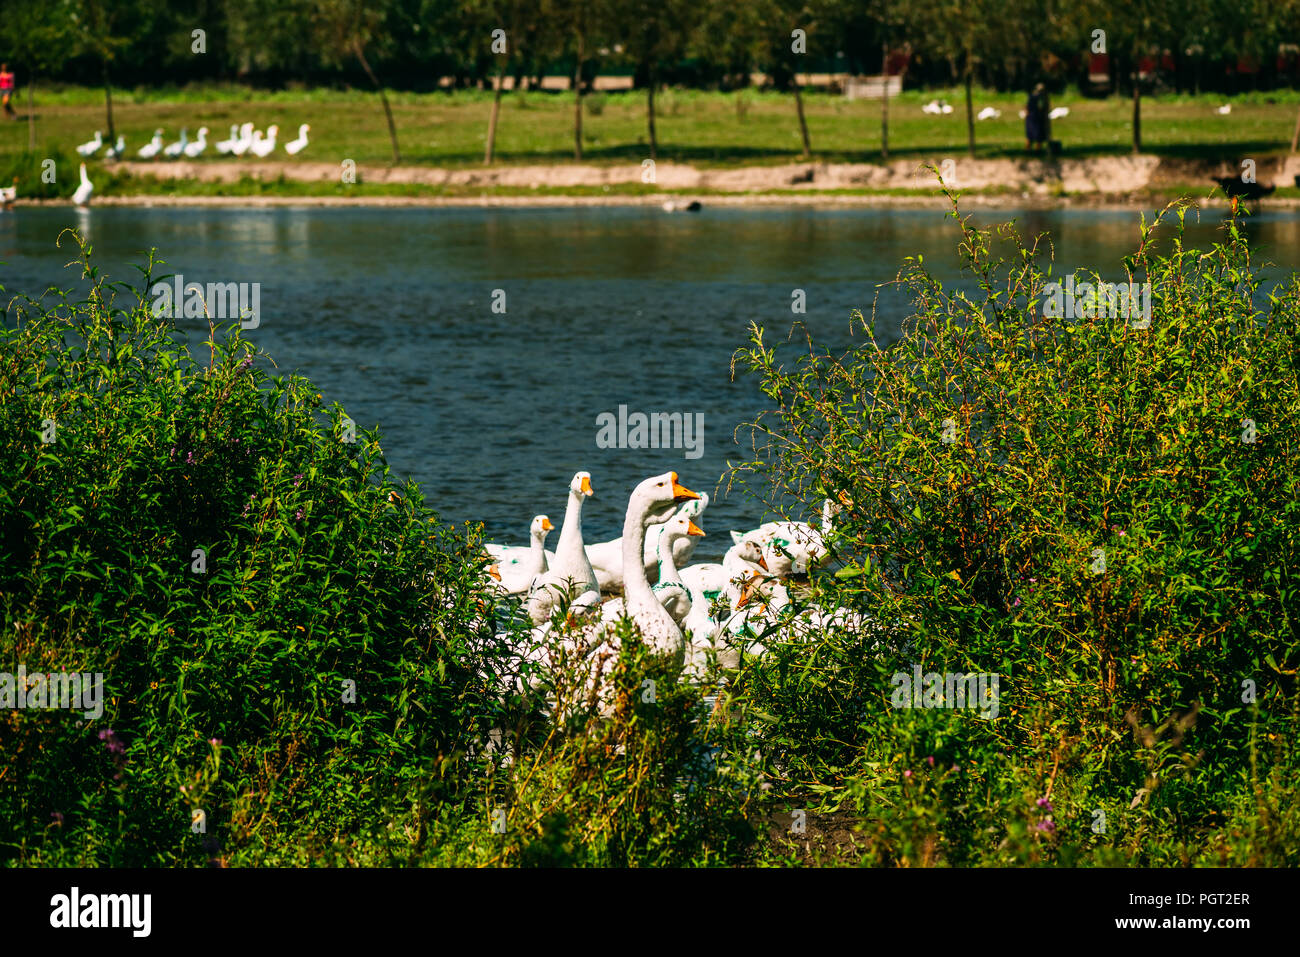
[729,191,1300,865]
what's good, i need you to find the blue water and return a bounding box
[3,203,1296,560]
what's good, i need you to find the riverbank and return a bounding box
[12,151,1300,209]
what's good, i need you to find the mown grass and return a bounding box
[2,85,1299,174]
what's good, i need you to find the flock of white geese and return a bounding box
[76,123,310,161]
[481,470,863,710]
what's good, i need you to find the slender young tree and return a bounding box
[314,0,403,164]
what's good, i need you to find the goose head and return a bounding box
[638,471,698,527]
[530,514,554,541]
[196,126,208,138]
[569,471,594,499]
[299,123,310,136]
[266,124,279,138]
[153,128,164,141]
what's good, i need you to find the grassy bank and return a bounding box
[4,85,1300,173]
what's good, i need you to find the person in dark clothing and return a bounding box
[1025,82,1050,151]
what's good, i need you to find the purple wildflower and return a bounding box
[1036,796,1054,812]
[1035,819,1057,834]
[294,508,304,521]
[927,756,935,767]
[903,770,912,778]
[293,473,303,487]
[237,355,253,372]
[186,451,194,465]
[50,811,64,826]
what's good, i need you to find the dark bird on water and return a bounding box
[1212,177,1275,200]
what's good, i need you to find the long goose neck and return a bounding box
[556,490,584,560]
[529,527,547,572]
[622,499,655,605]
[657,530,682,585]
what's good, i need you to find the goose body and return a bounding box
[230,123,255,156]
[251,124,278,158]
[1217,103,1232,115]
[72,163,93,207]
[0,178,17,207]
[284,124,310,155]
[728,499,835,578]
[1048,106,1069,120]
[485,515,554,595]
[104,135,126,159]
[977,106,1001,120]
[215,125,240,154]
[76,131,103,157]
[137,129,165,159]
[163,128,188,159]
[183,127,208,158]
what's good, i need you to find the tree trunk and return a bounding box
[964,68,975,157]
[1132,64,1142,154]
[486,68,505,164]
[102,61,116,141]
[1291,104,1300,153]
[792,68,811,159]
[355,43,400,165]
[880,43,889,160]
[573,34,584,160]
[646,80,658,160]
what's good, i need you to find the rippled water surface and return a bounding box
[4,204,1296,560]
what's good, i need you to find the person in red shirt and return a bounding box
[0,65,15,118]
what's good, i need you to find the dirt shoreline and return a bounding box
[12,154,1300,209]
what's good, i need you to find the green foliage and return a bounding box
[728,185,1300,865]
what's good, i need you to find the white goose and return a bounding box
[104,135,126,159]
[251,124,278,158]
[215,125,240,154]
[586,491,709,592]
[229,123,255,157]
[163,128,188,159]
[680,540,768,671]
[0,178,17,209]
[526,472,597,624]
[729,498,835,578]
[184,127,208,158]
[137,129,165,159]
[498,473,700,712]
[76,131,103,157]
[602,510,705,625]
[1048,106,1070,120]
[284,123,310,155]
[485,515,554,595]
[977,106,1001,121]
[72,163,93,207]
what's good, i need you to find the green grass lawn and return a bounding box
[3,83,1300,171]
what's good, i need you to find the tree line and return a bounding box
[3,0,1299,162]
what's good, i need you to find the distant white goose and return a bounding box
[485,515,554,595]
[284,123,310,155]
[104,135,126,160]
[76,131,103,157]
[163,128,188,159]
[229,123,255,157]
[977,106,1001,121]
[1216,103,1232,115]
[1048,106,1070,120]
[251,124,278,158]
[526,472,597,624]
[0,178,17,209]
[137,129,165,159]
[72,163,93,207]
[215,125,239,154]
[183,127,208,158]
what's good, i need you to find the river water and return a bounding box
[2,203,1296,559]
